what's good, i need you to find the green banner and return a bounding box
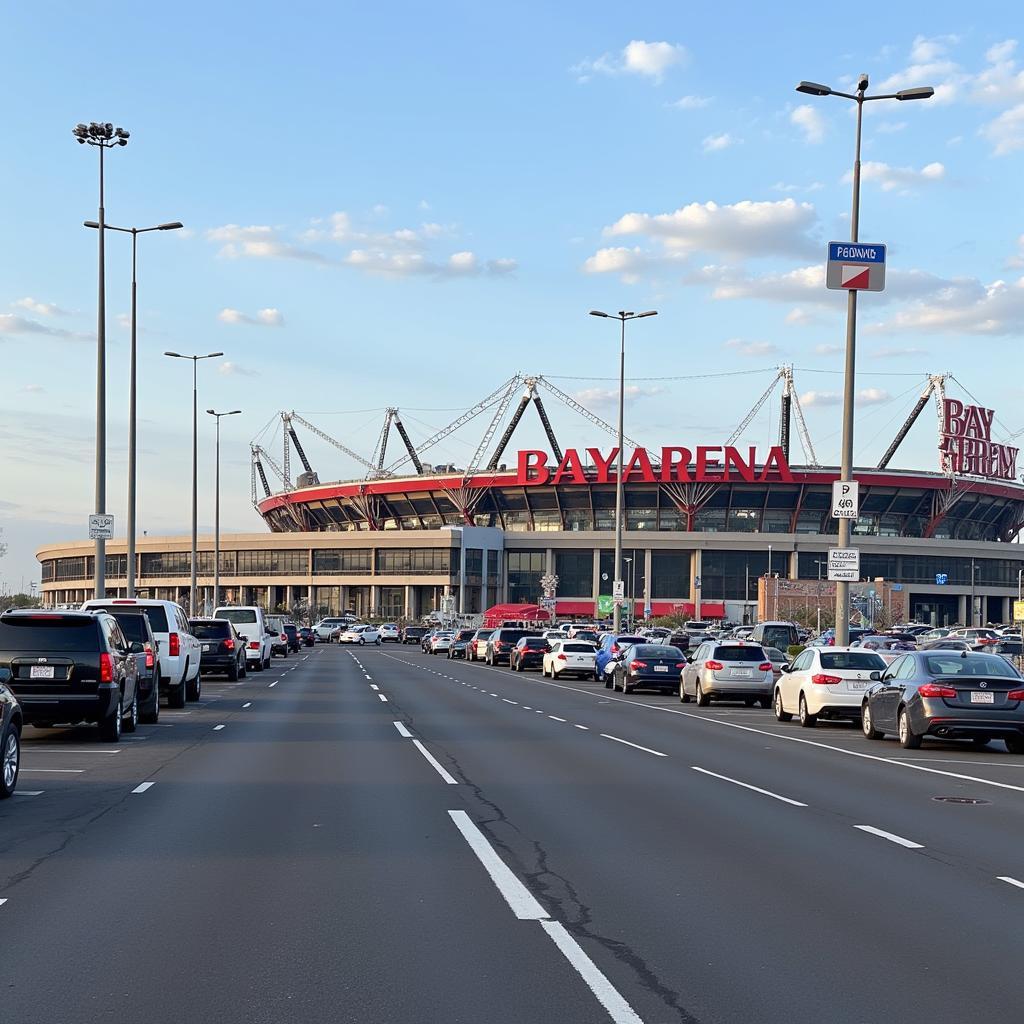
[597,595,613,615]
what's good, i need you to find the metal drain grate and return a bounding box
[932,796,991,805]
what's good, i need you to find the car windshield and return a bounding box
[615,636,645,646]
[633,645,683,658]
[925,654,1020,678]
[820,652,887,670]
[714,645,767,662]
[522,638,547,649]
[218,609,258,627]
[193,622,230,639]
[0,617,99,651]
[765,648,786,661]
[111,614,150,642]
[475,630,494,639]
[563,643,595,653]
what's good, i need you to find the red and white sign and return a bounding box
[840,265,871,290]
[940,398,1018,481]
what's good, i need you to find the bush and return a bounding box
[787,644,805,659]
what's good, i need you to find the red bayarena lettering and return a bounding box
[551,448,587,485]
[518,450,550,485]
[587,447,619,484]
[724,446,756,482]
[622,447,656,482]
[760,446,795,482]
[695,447,723,481]
[660,447,692,483]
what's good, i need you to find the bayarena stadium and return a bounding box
[38,371,1024,628]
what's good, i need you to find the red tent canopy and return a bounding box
[481,603,549,627]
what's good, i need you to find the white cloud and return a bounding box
[343,249,515,279]
[603,198,818,260]
[0,314,78,338]
[217,307,284,327]
[814,343,843,355]
[702,132,738,152]
[20,384,45,394]
[843,160,945,192]
[800,390,841,407]
[669,95,710,110]
[979,103,1024,155]
[910,34,958,64]
[217,361,259,377]
[791,104,826,144]
[723,338,780,357]
[772,181,824,193]
[207,224,328,263]
[574,40,686,82]
[13,297,69,317]
[858,388,892,404]
[876,120,908,134]
[986,40,1018,65]
[784,307,815,326]
[574,384,665,409]
[581,246,686,281]
[869,274,1024,335]
[871,346,928,357]
[486,258,518,275]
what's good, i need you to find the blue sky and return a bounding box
[2,1,1023,587]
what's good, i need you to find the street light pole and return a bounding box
[589,309,657,633]
[207,409,241,610]
[85,220,183,597]
[795,76,933,646]
[73,122,129,598]
[165,351,223,614]
[624,556,633,630]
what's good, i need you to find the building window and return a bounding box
[487,550,501,581]
[375,548,452,575]
[140,552,191,578]
[651,551,690,599]
[701,551,770,601]
[234,550,308,576]
[54,556,89,581]
[554,549,593,597]
[507,550,545,603]
[465,548,483,579]
[378,586,405,620]
[312,549,372,575]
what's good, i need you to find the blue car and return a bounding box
[595,633,646,686]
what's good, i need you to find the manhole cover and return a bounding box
[932,796,991,805]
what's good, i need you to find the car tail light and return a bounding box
[496,641,506,649]
[630,660,648,670]
[168,632,180,657]
[249,641,260,650]
[705,660,723,671]
[759,662,773,672]
[144,644,154,670]
[675,662,685,669]
[919,682,958,698]
[611,643,620,654]
[557,653,567,661]
[1007,688,1024,701]
[99,652,114,683]
[224,638,235,651]
[811,673,842,685]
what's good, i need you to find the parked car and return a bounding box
[664,631,691,652]
[84,598,202,708]
[920,638,972,652]
[774,646,888,727]
[611,643,687,694]
[421,629,438,653]
[681,641,775,707]
[282,623,301,653]
[0,667,23,798]
[467,628,494,661]
[486,627,544,666]
[764,646,788,684]
[448,629,477,659]
[314,618,347,643]
[214,605,274,673]
[429,631,455,654]
[298,626,316,647]
[266,615,290,658]
[191,618,247,680]
[0,610,140,741]
[340,624,382,645]
[379,623,401,643]
[595,634,646,686]
[106,607,161,723]
[402,625,429,645]
[542,639,596,679]
[861,650,1024,752]
[749,621,799,653]
[948,627,1001,645]
[510,636,550,671]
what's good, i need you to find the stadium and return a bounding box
[38,371,1024,628]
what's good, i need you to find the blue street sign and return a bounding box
[935,573,948,585]
[828,242,886,263]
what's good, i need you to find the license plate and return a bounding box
[30,665,55,679]
[734,669,752,678]
[971,692,995,704]
[850,681,867,690]
[654,665,668,673]
[203,644,213,652]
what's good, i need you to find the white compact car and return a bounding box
[430,631,455,654]
[340,624,382,645]
[774,646,888,727]
[378,623,401,643]
[542,640,596,679]
[83,598,202,708]
[214,606,274,672]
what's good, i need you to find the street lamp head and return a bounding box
[164,351,181,358]
[84,220,100,229]
[159,221,184,230]
[208,351,224,358]
[206,409,217,415]
[856,73,869,93]
[896,86,935,101]
[589,310,611,318]
[228,410,242,416]
[796,80,831,96]
[635,310,658,318]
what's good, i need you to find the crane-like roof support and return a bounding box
[877,374,948,471]
[289,411,385,478]
[392,412,423,474]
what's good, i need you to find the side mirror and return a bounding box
[130,641,145,654]
[869,671,881,681]
[780,664,790,673]
[267,629,278,636]
[239,634,248,642]
[0,667,10,686]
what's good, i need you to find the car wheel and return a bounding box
[140,684,160,725]
[773,688,792,722]
[861,701,883,740]
[359,638,365,646]
[593,668,600,682]
[168,680,187,709]
[0,720,20,799]
[186,671,202,702]
[679,681,690,704]
[123,690,139,733]
[376,638,382,646]
[253,657,263,673]
[1005,736,1024,755]
[897,707,922,749]
[695,681,710,707]
[970,736,990,749]
[264,656,272,671]
[228,661,239,682]
[798,694,817,728]
[282,648,288,659]
[99,695,123,742]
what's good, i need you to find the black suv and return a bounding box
[0,610,140,741]
[282,623,301,653]
[402,626,428,645]
[192,618,247,680]
[0,667,22,798]
[106,607,161,723]
[486,628,544,666]
[510,636,549,672]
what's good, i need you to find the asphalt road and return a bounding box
[2,642,1023,1023]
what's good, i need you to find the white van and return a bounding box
[82,598,202,708]
[213,606,273,671]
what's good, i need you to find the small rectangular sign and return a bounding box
[827,547,860,582]
[612,580,625,599]
[88,514,114,540]
[1014,600,1024,624]
[828,242,886,263]
[831,480,859,519]
[826,241,886,292]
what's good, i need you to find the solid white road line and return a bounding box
[549,716,567,722]
[574,724,589,730]
[20,768,85,774]
[853,825,924,849]
[998,876,1024,890]
[213,725,225,731]
[448,810,547,920]
[0,899,7,908]
[23,748,121,754]
[268,681,277,687]
[600,734,668,757]
[131,782,155,794]
[14,791,44,797]
[503,699,518,705]
[412,740,458,784]
[393,722,413,738]
[691,766,807,807]
[242,702,252,708]
[378,694,389,703]
[540,920,645,1024]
